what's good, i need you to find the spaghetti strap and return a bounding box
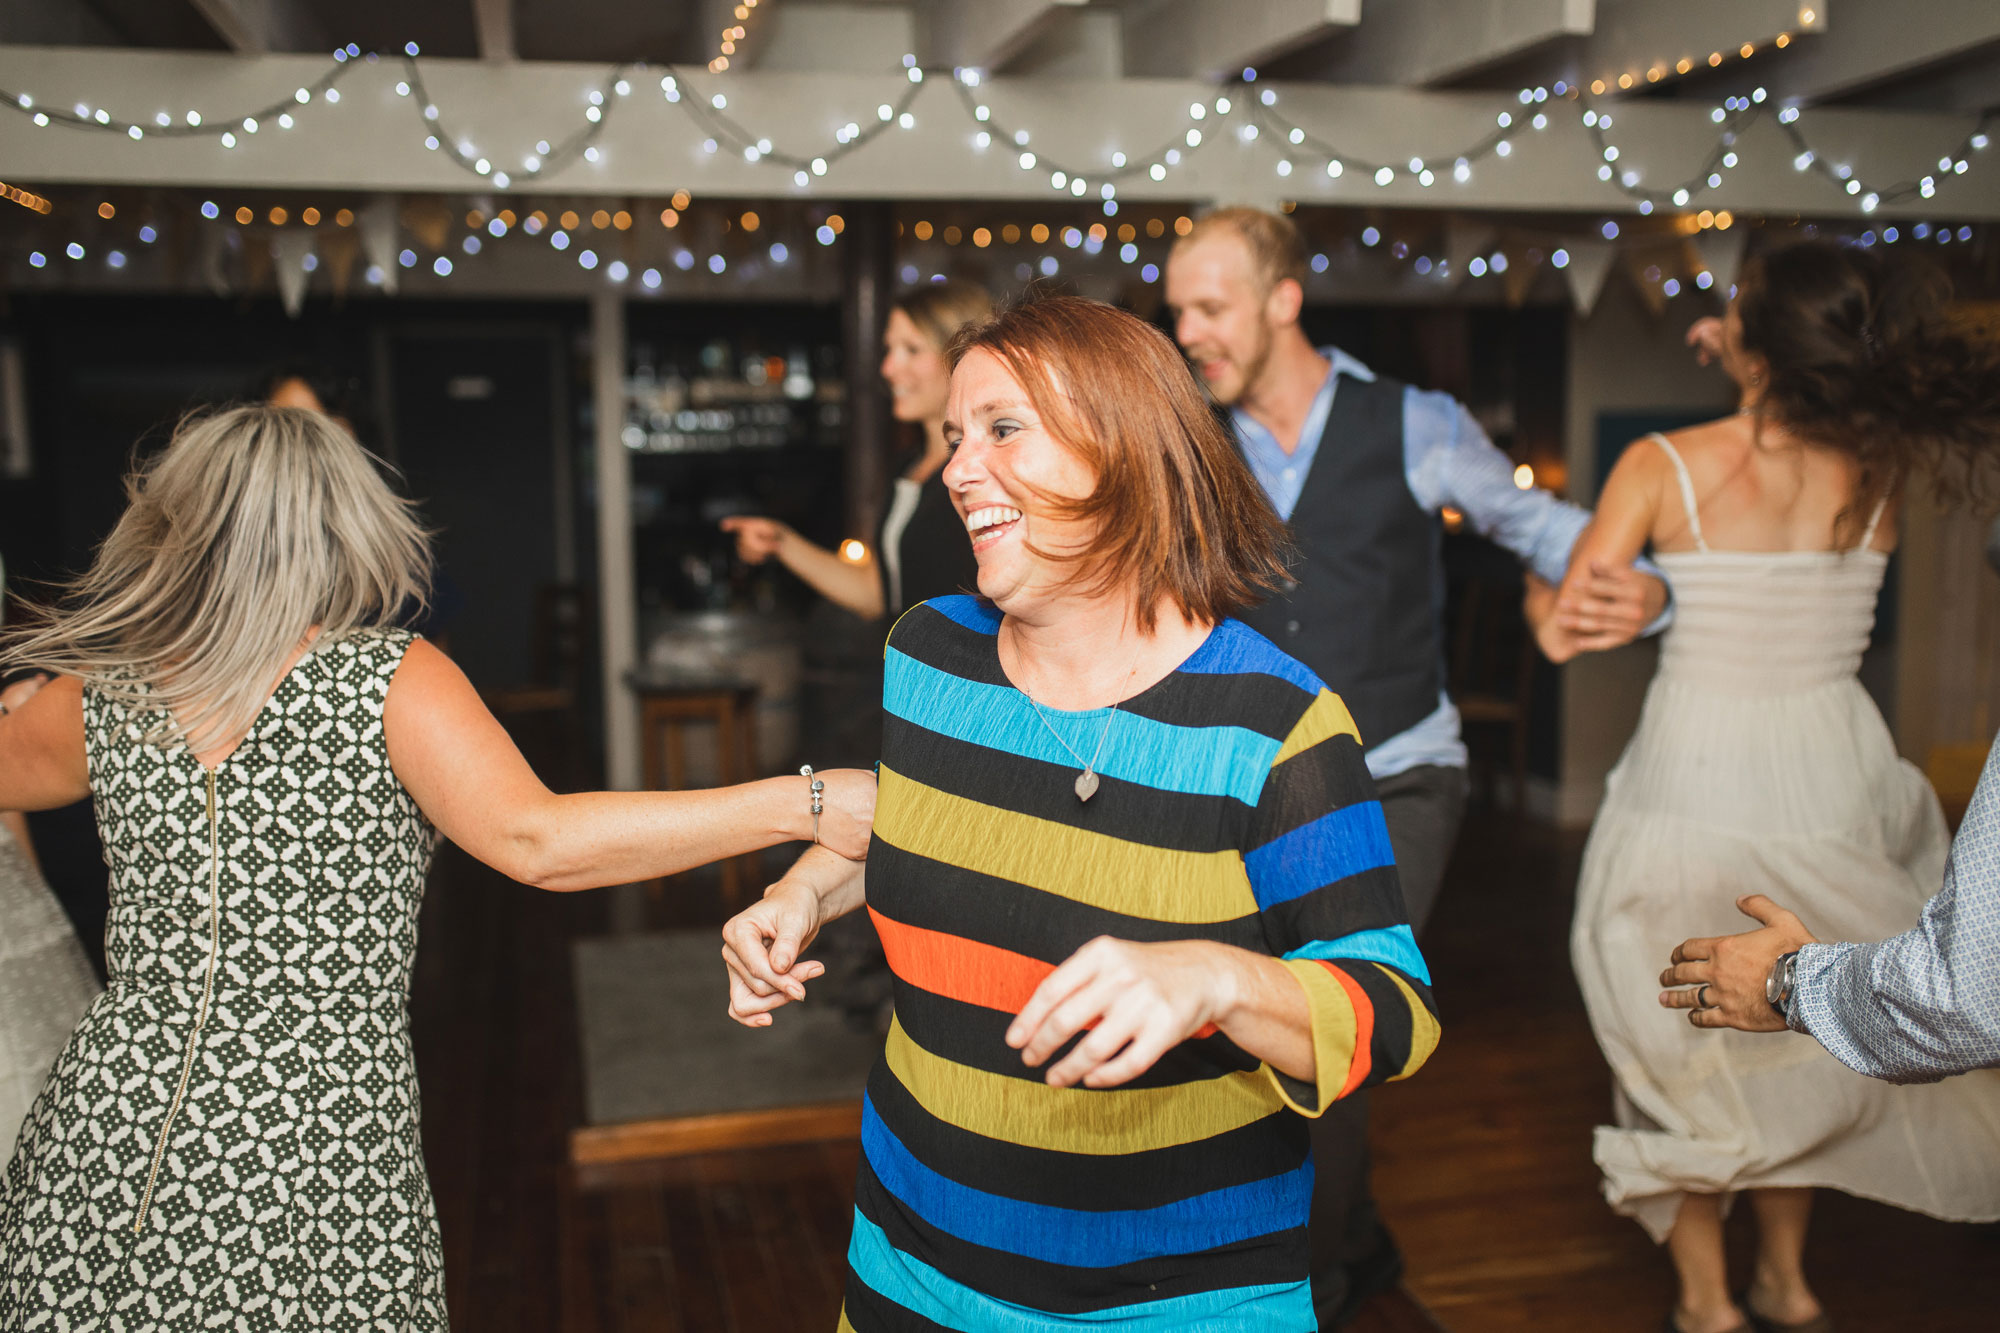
[1855,494,1889,553]
[1649,433,1709,553]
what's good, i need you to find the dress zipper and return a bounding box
[134,766,222,1234]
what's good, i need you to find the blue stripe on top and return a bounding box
[860,1096,1310,1270]
[1243,800,1395,908]
[1177,619,1324,696]
[884,647,1282,805]
[924,594,1003,636]
[1283,924,1432,987]
[847,1210,1316,1332]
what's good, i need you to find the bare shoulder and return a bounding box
[384,638,476,716]
[1653,415,1751,473]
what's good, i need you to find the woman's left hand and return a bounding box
[1007,937,1234,1090]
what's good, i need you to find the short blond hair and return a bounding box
[1175,207,1308,293]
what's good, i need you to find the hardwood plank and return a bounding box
[571,1101,865,1167]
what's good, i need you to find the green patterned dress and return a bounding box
[0,630,445,1330]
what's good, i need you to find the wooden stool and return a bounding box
[628,671,761,904]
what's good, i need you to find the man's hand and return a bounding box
[1552,561,1668,651]
[1659,895,1819,1032]
[721,878,828,1027]
[720,515,790,565]
[1686,316,1725,367]
[1007,937,1234,1090]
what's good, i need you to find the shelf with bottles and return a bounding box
[621,301,846,456]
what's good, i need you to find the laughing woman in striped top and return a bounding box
[722,295,1441,1332]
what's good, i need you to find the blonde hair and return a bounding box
[0,405,433,753]
[895,279,993,353]
[1175,207,1309,294]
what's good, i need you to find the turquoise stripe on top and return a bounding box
[884,647,1280,805]
[1284,924,1432,986]
[847,1211,1315,1332]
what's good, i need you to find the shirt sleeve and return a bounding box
[1787,740,2000,1082]
[1243,688,1442,1116]
[1403,386,1674,635]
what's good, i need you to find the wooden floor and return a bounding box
[409,803,2000,1332]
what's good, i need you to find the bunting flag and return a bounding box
[272,231,315,318]
[1500,243,1540,307]
[401,196,453,253]
[1622,247,1669,317]
[200,224,233,297]
[322,228,361,302]
[1561,240,1616,316]
[360,195,401,295]
[1694,227,1748,296]
[1443,217,1495,287]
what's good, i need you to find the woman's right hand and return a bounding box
[811,767,877,859]
[720,515,790,565]
[721,878,827,1026]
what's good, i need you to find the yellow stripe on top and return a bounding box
[1378,964,1442,1082]
[884,1016,1281,1156]
[1271,689,1363,767]
[874,765,1258,925]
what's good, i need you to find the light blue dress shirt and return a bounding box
[1789,736,2000,1082]
[1232,347,1641,781]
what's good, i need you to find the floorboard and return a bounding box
[409,787,2000,1331]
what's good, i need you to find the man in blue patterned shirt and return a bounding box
[1659,735,2000,1082]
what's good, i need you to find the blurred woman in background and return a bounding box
[1534,240,2000,1333]
[0,405,873,1328]
[722,280,991,620]
[0,558,99,1161]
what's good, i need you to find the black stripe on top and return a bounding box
[869,842,1272,961]
[890,983,1262,1091]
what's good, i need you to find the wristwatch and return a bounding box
[1765,950,1801,1017]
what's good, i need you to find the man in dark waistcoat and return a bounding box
[1166,207,1669,1327]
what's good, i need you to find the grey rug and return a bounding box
[571,928,880,1126]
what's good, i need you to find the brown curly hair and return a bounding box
[1737,239,2000,534]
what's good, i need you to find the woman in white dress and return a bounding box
[1530,240,2000,1333]
[0,562,101,1158]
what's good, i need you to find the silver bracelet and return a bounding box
[799,763,825,844]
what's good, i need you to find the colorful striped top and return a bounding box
[839,597,1442,1332]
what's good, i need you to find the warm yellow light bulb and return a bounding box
[840,539,868,563]
[1513,464,1535,491]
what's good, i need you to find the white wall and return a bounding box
[1554,274,1736,826]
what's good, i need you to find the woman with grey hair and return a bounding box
[0,405,875,1328]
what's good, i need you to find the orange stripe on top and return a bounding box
[870,908,1219,1038]
[871,907,1053,1014]
[1318,961,1375,1098]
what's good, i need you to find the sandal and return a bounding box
[1665,1315,1752,1333]
[1745,1310,1833,1333]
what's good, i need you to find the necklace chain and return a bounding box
[1016,661,1138,801]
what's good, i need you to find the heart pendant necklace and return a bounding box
[1020,664,1136,803]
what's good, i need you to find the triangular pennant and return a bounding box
[1500,245,1540,307]
[322,228,360,303]
[200,224,233,297]
[360,196,400,295]
[1562,240,1615,316]
[1694,227,1747,297]
[243,235,273,293]
[1621,248,1667,318]
[402,196,452,254]
[1444,218,1494,288]
[272,231,314,318]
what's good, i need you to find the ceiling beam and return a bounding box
[1310,0,1595,87]
[1571,0,1813,96]
[471,0,514,63]
[185,0,328,56]
[915,0,1090,74]
[1123,0,1362,81]
[1754,0,2000,105]
[1,46,1994,219]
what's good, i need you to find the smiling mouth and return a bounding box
[964,504,1022,550]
